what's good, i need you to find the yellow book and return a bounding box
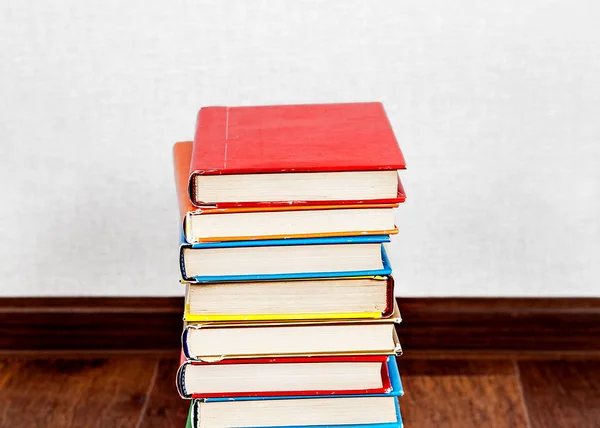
[183,275,396,322]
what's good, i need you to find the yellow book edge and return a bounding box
[184,301,401,326]
[183,306,382,322]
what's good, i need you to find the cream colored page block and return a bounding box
[188,324,393,356]
[183,243,382,277]
[191,208,395,239]
[188,279,387,313]
[184,361,384,394]
[199,396,398,428]
[195,171,398,203]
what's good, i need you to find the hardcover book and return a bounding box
[184,357,403,428]
[188,102,406,207]
[179,235,393,283]
[174,141,400,243]
[177,355,395,399]
[183,276,396,322]
[186,398,403,428]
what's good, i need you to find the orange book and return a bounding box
[174,142,399,243]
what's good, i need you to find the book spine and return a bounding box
[181,327,191,360]
[176,361,191,399]
[179,245,190,281]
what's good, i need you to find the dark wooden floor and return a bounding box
[0,355,599,428]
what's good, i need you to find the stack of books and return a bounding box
[173,102,407,428]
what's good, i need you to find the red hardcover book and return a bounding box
[174,141,400,243]
[176,354,392,399]
[189,102,406,207]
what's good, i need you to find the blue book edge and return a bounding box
[180,243,392,283]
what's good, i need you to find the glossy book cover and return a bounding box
[188,102,406,207]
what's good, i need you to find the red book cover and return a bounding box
[176,354,391,399]
[189,102,406,207]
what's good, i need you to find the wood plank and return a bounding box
[1,297,599,354]
[397,359,529,428]
[403,350,600,360]
[0,297,183,351]
[398,298,600,352]
[518,360,600,428]
[141,358,189,427]
[0,357,157,428]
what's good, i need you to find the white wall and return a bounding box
[1,0,598,297]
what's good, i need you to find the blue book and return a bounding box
[186,357,403,428]
[179,235,392,283]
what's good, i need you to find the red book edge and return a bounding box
[177,354,391,399]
